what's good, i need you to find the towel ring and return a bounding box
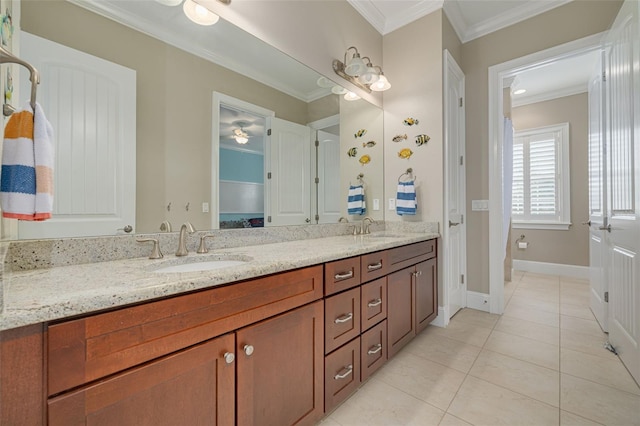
[398,168,416,182]
[1,45,40,116]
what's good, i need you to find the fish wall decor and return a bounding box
[392,134,408,143]
[403,117,419,126]
[354,129,367,138]
[347,147,358,157]
[362,140,376,148]
[398,148,413,159]
[359,154,371,165]
[415,134,430,146]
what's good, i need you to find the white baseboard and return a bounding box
[513,260,589,279]
[430,306,446,327]
[466,291,490,312]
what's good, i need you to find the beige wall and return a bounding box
[511,93,590,267]
[461,0,622,294]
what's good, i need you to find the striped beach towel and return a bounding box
[396,180,417,215]
[1,102,54,221]
[347,184,366,215]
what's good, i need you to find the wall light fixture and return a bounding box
[333,46,390,93]
[156,0,230,26]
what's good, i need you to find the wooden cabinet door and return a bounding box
[236,301,324,426]
[48,334,236,426]
[415,258,438,334]
[386,267,415,359]
[325,287,361,354]
[324,337,361,413]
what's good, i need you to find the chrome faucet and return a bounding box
[160,221,172,232]
[176,222,195,256]
[361,217,375,234]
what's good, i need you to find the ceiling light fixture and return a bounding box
[234,126,249,144]
[344,91,361,101]
[155,0,230,26]
[513,89,527,95]
[333,46,390,93]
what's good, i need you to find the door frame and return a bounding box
[443,49,467,326]
[487,33,605,314]
[211,92,274,229]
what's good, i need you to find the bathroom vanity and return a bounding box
[0,233,437,425]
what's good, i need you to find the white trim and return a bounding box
[307,114,339,130]
[512,222,571,230]
[212,92,275,230]
[512,83,588,107]
[513,260,590,280]
[466,291,491,312]
[348,0,443,35]
[488,32,605,316]
[430,306,447,328]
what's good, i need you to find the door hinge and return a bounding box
[460,155,464,166]
[459,97,463,107]
[461,214,464,224]
[315,214,319,221]
[267,172,272,179]
[315,139,319,147]
[267,129,272,136]
[267,216,272,223]
[604,291,609,302]
[461,274,465,284]
[602,71,606,82]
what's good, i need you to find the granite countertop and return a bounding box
[0,232,438,331]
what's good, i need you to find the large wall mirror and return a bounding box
[6,0,384,240]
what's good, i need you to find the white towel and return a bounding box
[396,180,417,215]
[347,184,366,215]
[1,101,54,221]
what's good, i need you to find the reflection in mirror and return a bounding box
[8,0,383,240]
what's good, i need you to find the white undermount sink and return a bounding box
[152,256,250,273]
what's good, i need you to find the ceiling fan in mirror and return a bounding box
[233,122,250,144]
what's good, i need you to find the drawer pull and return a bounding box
[367,262,383,271]
[223,352,235,364]
[243,344,254,356]
[334,364,354,380]
[334,270,354,280]
[367,344,382,355]
[367,298,382,307]
[334,312,353,324]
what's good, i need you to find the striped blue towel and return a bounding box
[347,184,366,215]
[396,180,417,215]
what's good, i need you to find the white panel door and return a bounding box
[317,130,340,224]
[587,52,609,331]
[444,50,467,320]
[266,117,311,226]
[17,32,136,238]
[605,0,640,383]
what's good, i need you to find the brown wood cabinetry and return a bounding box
[387,242,438,358]
[48,334,236,426]
[324,336,361,413]
[325,287,361,354]
[237,301,324,426]
[361,320,387,382]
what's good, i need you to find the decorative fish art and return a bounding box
[398,148,413,159]
[403,117,419,126]
[347,147,358,157]
[392,134,408,143]
[415,134,430,146]
[354,129,367,138]
[359,154,371,165]
[362,140,376,148]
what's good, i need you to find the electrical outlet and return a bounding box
[373,199,380,211]
[202,202,209,213]
[388,198,396,210]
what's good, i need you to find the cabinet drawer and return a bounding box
[361,320,387,382]
[324,337,361,414]
[48,265,323,396]
[388,240,436,273]
[324,256,361,296]
[325,287,361,354]
[360,250,388,283]
[361,277,386,331]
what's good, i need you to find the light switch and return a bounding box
[202,202,209,213]
[471,200,489,211]
[373,199,380,211]
[388,198,396,210]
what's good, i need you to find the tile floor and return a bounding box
[319,271,640,426]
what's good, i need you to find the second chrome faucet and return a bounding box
[176,222,195,256]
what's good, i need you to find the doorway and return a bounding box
[487,33,605,314]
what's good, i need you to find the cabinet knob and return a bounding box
[243,344,254,356]
[223,352,235,364]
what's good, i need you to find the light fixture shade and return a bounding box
[370,74,391,91]
[344,53,367,77]
[235,135,249,144]
[331,85,347,95]
[344,91,361,101]
[183,0,219,25]
[358,66,380,85]
[155,0,183,5]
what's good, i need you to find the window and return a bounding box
[512,123,571,230]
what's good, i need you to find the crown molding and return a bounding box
[348,0,443,35]
[511,82,588,107]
